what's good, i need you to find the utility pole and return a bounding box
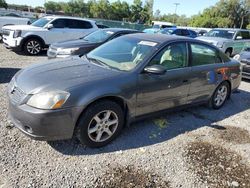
[173,3,180,24]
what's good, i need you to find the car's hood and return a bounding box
[196,36,232,45]
[2,25,43,31]
[51,39,98,49]
[239,51,250,61]
[15,57,119,94]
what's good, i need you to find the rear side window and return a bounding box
[181,29,190,36]
[174,29,182,36]
[68,20,93,29]
[191,43,222,66]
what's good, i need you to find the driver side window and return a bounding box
[149,42,188,70]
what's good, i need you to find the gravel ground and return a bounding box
[0,45,250,188]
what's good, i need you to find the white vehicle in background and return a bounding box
[197,28,250,57]
[0,16,30,41]
[2,16,98,55]
[143,21,176,34]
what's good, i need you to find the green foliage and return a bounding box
[0,0,7,9]
[43,0,153,24]
[189,0,250,28]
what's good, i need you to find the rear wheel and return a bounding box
[209,82,230,109]
[76,100,124,147]
[24,38,42,55]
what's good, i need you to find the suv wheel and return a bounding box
[209,82,230,109]
[76,100,124,147]
[24,38,42,55]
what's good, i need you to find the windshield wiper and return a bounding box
[85,55,110,69]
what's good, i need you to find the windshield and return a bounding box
[84,30,114,43]
[205,30,235,39]
[86,37,157,71]
[31,18,52,27]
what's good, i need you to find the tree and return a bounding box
[0,0,8,9]
[190,0,250,28]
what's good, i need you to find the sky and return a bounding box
[5,0,219,17]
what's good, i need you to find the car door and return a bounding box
[45,18,71,44]
[136,42,192,116]
[233,31,250,54]
[187,42,225,104]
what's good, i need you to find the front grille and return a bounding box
[2,29,10,36]
[243,65,250,73]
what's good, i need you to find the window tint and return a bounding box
[51,19,68,28]
[174,29,182,36]
[68,20,93,29]
[236,31,250,39]
[181,29,190,36]
[149,42,188,70]
[191,43,222,66]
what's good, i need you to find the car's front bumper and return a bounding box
[3,34,23,49]
[242,64,250,79]
[8,100,83,141]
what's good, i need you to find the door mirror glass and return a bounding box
[144,65,166,75]
[236,36,243,40]
[46,24,53,30]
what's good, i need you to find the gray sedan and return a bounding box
[8,34,241,147]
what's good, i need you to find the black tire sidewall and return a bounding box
[210,82,230,109]
[24,38,42,55]
[76,100,124,147]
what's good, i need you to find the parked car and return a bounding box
[2,16,98,55]
[143,21,176,34]
[197,28,250,57]
[234,47,250,79]
[47,28,140,58]
[0,16,30,41]
[8,34,241,147]
[159,28,198,38]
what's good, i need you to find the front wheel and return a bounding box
[209,82,230,109]
[24,38,42,55]
[76,100,124,147]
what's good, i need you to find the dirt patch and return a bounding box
[94,165,170,188]
[184,141,250,188]
[215,126,250,144]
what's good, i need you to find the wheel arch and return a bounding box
[74,95,130,130]
[21,35,46,50]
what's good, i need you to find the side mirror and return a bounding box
[236,36,243,40]
[46,24,54,30]
[144,65,166,75]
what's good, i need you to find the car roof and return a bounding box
[43,16,96,23]
[101,28,139,32]
[124,33,197,44]
[213,28,250,32]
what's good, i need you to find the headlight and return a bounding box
[27,91,70,110]
[57,48,79,55]
[233,54,240,60]
[216,42,224,48]
[13,30,22,38]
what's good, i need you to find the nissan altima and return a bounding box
[8,33,241,147]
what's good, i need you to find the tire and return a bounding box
[225,49,232,57]
[209,82,230,109]
[24,38,42,55]
[76,100,124,147]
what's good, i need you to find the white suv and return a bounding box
[2,16,98,55]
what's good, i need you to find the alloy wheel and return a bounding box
[214,85,228,107]
[87,110,119,142]
[26,40,41,55]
